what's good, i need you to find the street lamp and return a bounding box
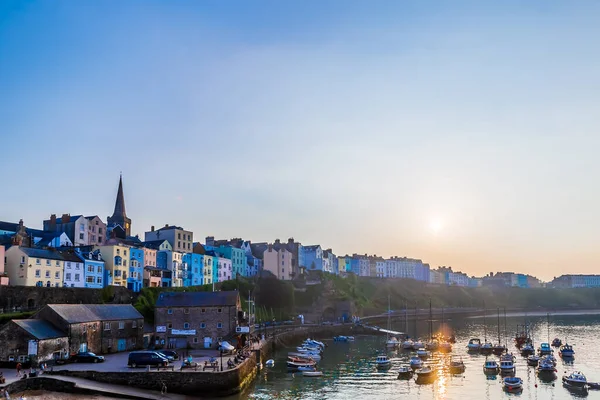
[272,318,275,338]
[220,349,223,372]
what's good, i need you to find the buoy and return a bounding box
[535,384,538,388]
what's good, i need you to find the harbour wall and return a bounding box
[1,377,143,399]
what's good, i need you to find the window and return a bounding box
[178,233,181,239]
[80,224,85,232]
[18,355,28,363]
[187,234,191,241]
[201,308,206,313]
[46,260,51,266]
[56,261,60,266]
[178,241,181,248]
[55,271,60,279]
[36,258,40,265]
[200,323,206,328]
[79,233,84,240]
[117,249,120,255]
[92,235,96,241]
[118,322,124,329]
[35,270,41,277]
[167,323,173,329]
[96,277,102,284]
[124,250,127,256]
[187,243,190,250]
[217,323,223,329]
[184,322,190,329]
[184,308,189,314]
[66,273,71,280]
[75,274,80,281]
[193,337,198,343]
[45,271,50,278]
[75,263,80,270]
[104,322,110,331]
[107,339,112,348]
[92,226,96,233]
[99,228,103,234]
[86,276,94,283]
[217,308,222,313]
[168,309,173,315]
[132,320,137,328]
[88,265,94,272]
[97,266,102,273]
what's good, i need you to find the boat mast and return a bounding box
[497,308,501,345]
[483,301,487,343]
[405,302,408,338]
[414,303,418,340]
[441,306,445,338]
[387,294,391,341]
[547,313,550,343]
[504,307,507,348]
[429,299,433,342]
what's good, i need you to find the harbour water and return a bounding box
[239,313,600,399]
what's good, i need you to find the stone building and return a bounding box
[154,291,241,350]
[34,304,143,354]
[0,319,68,363]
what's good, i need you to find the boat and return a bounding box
[412,340,424,350]
[537,357,556,374]
[296,346,321,353]
[501,353,516,362]
[500,358,515,375]
[449,357,466,374]
[297,365,316,372]
[334,335,350,342]
[302,371,323,377]
[384,296,398,349]
[415,366,436,382]
[416,348,430,359]
[467,338,481,352]
[409,356,423,370]
[527,355,540,366]
[386,337,399,348]
[425,340,439,351]
[483,359,499,375]
[492,308,506,355]
[515,325,529,348]
[552,338,562,347]
[402,339,414,350]
[439,341,452,353]
[480,342,493,355]
[563,371,588,391]
[398,366,413,379]
[520,343,535,356]
[503,377,523,392]
[559,343,575,358]
[375,355,392,369]
[287,360,316,369]
[543,354,557,367]
[288,352,321,361]
[265,359,275,367]
[538,343,552,356]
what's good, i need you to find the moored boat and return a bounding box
[386,337,399,348]
[398,365,413,379]
[503,377,523,392]
[527,355,540,366]
[439,341,452,353]
[302,370,323,377]
[483,359,499,375]
[415,366,436,383]
[480,342,493,355]
[449,357,466,374]
[416,348,430,359]
[288,352,321,361]
[500,360,515,375]
[559,343,575,358]
[375,355,392,369]
[467,338,481,352]
[563,371,588,391]
[492,344,506,355]
[410,356,423,370]
[401,339,414,350]
[552,338,562,347]
[520,343,535,356]
[538,342,552,356]
[412,340,424,350]
[537,358,556,374]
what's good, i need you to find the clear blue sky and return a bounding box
[2,1,600,280]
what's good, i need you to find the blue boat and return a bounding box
[538,342,552,356]
[559,343,575,358]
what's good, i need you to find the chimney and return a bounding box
[288,238,294,244]
[50,214,57,230]
[206,236,215,247]
[274,239,280,245]
[18,219,24,233]
[62,214,70,223]
[151,226,155,232]
[164,224,168,228]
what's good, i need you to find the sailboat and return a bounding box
[480,303,493,355]
[537,313,553,356]
[401,303,413,349]
[386,295,399,349]
[425,300,438,351]
[439,307,452,353]
[493,308,506,355]
[411,305,424,350]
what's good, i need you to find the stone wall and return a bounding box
[0,285,133,313]
[48,356,259,397]
[1,377,144,399]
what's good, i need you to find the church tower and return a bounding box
[107,174,131,237]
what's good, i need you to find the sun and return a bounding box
[429,218,443,234]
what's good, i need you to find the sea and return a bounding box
[20,312,600,399]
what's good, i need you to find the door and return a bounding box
[118,339,126,352]
[79,343,87,353]
[204,337,212,349]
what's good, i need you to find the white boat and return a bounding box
[467,338,481,352]
[265,359,275,367]
[288,352,321,361]
[416,348,430,359]
[302,371,323,377]
[409,356,422,370]
[503,377,523,392]
[449,357,466,374]
[296,346,321,353]
[375,355,392,369]
[346,336,355,342]
[563,371,588,391]
[297,365,316,372]
[500,360,515,375]
[386,337,399,348]
[398,365,413,379]
[483,359,499,375]
[402,339,414,350]
[538,342,552,356]
[415,366,436,381]
[305,339,325,348]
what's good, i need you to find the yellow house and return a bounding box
[5,247,64,287]
[203,254,213,285]
[95,244,131,287]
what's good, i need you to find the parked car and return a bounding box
[71,352,105,363]
[127,351,169,368]
[159,350,179,360]
[156,352,174,362]
[218,341,235,354]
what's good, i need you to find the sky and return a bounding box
[1,1,600,281]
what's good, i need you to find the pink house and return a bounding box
[0,245,8,285]
[142,247,161,287]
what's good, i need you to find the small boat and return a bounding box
[297,365,316,372]
[480,342,493,355]
[467,338,481,352]
[347,336,355,341]
[483,359,499,375]
[334,335,350,342]
[501,353,516,362]
[527,355,540,366]
[415,366,436,382]
[412,340,424,350]
[552,338,562,347]
[288,353,321,361]
[398,365,413,379]
[562,371,588,391]
[302,370,323,377]
[503,377,523,392]
[401,339,414,350]
[538,342,552,356]
[416,348,430,359]
[492,344,506,355]
[449,357,466,374]
[265,359,275,367]
[439,342,452,353]
[500,360,515,375]
[425,340,439,351]
[537,358,556,374]
[520,343,535,356]
[386,337,399,348]
[410,356,423,370]
[587,382,600,390]
[375,355,392,369]
[544,354,557,366]
[559,343,575,358]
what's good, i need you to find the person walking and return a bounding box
[15,362,22,377]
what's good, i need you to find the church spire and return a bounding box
[112,173,127,218]
[107,173,132,237]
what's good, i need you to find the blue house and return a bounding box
[216,245,247,278]
[182,252,204,287]
[156,251,172,287]
[350,257,360,275]
[302,245,324,271]
[128,247,144,292]
[75,248,105,289]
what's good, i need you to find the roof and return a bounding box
[0,221,19,232]
[141,240,168,250]
[58,251,84,263]
[303,245,321,251]
[156,291,239,308]
[13,319,67,340]
[19,247,64,261]
[157,225,184,231]
[46,304,143,323]
[110,175,127,219]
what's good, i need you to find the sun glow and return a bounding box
[430,217,443,234]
